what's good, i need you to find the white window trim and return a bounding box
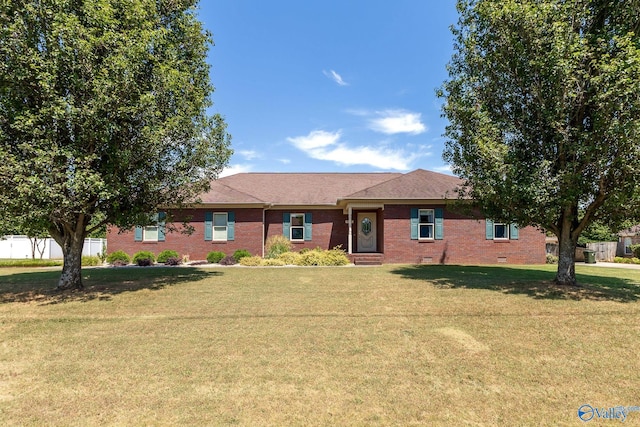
[493,223,510,240]
[143,225,159,242]
[418,209,435,241]
[290,213,305,241]
[213,212,228,241]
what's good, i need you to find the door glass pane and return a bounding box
[361,218,372,235]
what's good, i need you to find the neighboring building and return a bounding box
[107,169,546,264]
[618,225,640,257]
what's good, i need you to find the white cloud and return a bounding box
[369,109,427,135]
[278,158,291,164]
[287,130,419,171]
[433,164,454,174]
[219,164,253,177]
[238,149,260,160]
[323,69,348,86]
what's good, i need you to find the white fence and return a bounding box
[0,235,106,259]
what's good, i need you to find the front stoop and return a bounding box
[350,253,384,266]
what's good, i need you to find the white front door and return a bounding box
[357,212,377,252]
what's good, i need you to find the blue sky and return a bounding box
[199,1,459,176]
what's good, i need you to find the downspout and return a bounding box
[262,203,273,258]
[348,205,353,255]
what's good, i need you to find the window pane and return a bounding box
[419,210,434,223]
[213,226,227,240]
[419,224,433,239]
[213,213,227,227]
[291,214,304,226]
[291,227,304,240]
[144,226,158,241]
[494,224,508,239]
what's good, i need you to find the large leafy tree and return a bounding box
[442,0,640,286]
[0,0,232,289]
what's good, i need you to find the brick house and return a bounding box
[107,169,546,264]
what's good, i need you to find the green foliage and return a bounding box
[239,256,263,266]
[132,251,155,266]
[578,221,618,245]
[81,256,102,266]
[613,256,640,264]
[206,251,226,264]
[0,1,232,289]
[441,0,640,285]
[0,259,63,268]
[296,247,350,266]
[261,258,285,267]
[106,250,131,265]
[157,250,180,264]
[265,235,293,259]
[629,244,640,259]
[233,249,252,262]
[277,252,302,265]
[546,254,558,265]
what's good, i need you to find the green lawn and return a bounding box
[1,264,639,426]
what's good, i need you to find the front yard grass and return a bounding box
[1,264,639,426]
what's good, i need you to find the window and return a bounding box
[290,213,305,241]
[419,209,434,240]
[485,220,518,240]
[213,213,228,241]
[204,211,235,242]
[625,238,632,255]
[134,212,166,242]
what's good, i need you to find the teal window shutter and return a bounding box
[283,212,291,238]
[204,212,213,241]
[158,212,166,242]
[434,208,444,240]
[486,219,494,240]
[134,226,143,242]
[227,211,235,241]
[410,208,419,240]
[304,212,312,241]
[510,223,519,240]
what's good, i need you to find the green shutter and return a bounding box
[158,212,166,242]
[410,208,419,240]
[510,223,519,240]
[486,219,494,240]
[227,211,235,241]
[134,226,143,242]
[283,212,291,238]
[204,212,213,241]
[434,208,444,240]
[304,212,312,241]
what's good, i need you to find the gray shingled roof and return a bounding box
[201,169,461,206]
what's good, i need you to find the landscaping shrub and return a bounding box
[295,247,350,266]
[630,244,640,259]
[206,251,225,263]
[265,235,292,258]
[157,250,180,264]
[298,248,325,266]
[239,256,263,266]
[233,249,251,262]
[613,256,640,264]
[546,254,558,264]
[323,246,350,266]
[277,251,301,265]
[165,257,182,266]
[220,255,237,265]
[81,256,102,266]
[262,258,285,266]
[106,250,130,265]
[133,250,155,266]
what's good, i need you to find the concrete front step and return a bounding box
[351,253,384,265]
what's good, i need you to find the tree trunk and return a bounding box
[51,225,86,290]
[555,229,578,287]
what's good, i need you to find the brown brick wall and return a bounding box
[107,206,546,264]
[106,208,264,260]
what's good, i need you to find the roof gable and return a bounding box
[344,169,463,200]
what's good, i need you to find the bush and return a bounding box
[157,250,180,264]
[233,249,252,262]
[292,247,350,266]
[298,248,325,266]
[81,256,101,266]
[206,251,226,263]
[546,254,558,264]
[614,256,640,264]
[277,251,301,265]
[132,250,155,266]
[239,256,263,266]
[165,257,182,266]
[630,244,640,259]
[265,235,293,258]
[322,246,350,266]
[220,255,237,265]
[262,258,285,266]
[106,250,130,265]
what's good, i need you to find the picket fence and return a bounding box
[0,235,106,259]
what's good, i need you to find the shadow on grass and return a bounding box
[390,265,640,302]
[0,266,218,305]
